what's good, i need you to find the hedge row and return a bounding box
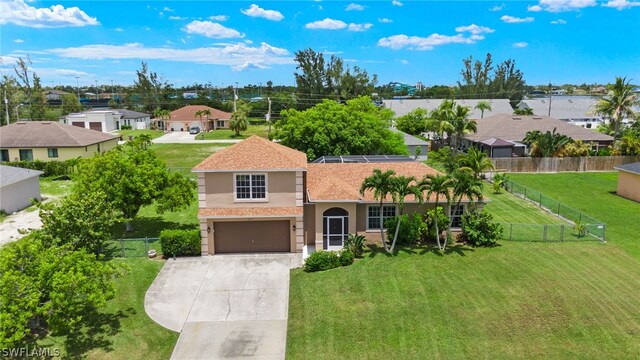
[159,229,201,258]
[1,159,80,177]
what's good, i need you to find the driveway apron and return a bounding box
[145,254,299,360]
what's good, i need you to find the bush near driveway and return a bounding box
[304,250,354,272]
[159,229,200,258]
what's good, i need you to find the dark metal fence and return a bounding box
[106,237,161,258]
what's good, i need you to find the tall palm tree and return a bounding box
[457,147,495,178]
[474,100,492,119]
[389,175,423,253]
[450,104,477,150]
[523,128,572,157]
[595,77,638,141]
[446,169,484,249]
[360,169,396,252]
[420,174,453,251]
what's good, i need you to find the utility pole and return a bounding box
[233,82,238,112]
[548,82,552,117]
[267,97,272,135]
[95,80,99,100]
[75,76,80,98]
[4,89,9,126]
[111,80,114,100]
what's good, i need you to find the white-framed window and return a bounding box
[234,173,267,201]
[450,204,465,228]
[367,205,397,230]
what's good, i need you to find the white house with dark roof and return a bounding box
[61,108,152,131]
[0,165,43,214]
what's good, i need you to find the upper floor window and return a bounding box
[235,174,267,200]
[48,148,59,158]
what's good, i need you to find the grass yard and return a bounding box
[196,124,269,140]
[508,172,640,258]
[116,129,165,140]
[287,242,640,359]
[40,177,73,197]
[40,258,178,359]
[151,143,230,177]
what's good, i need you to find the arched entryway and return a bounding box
[323,207,348,250]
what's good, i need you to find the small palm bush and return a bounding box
[344,234,365,257]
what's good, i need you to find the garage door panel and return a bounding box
[214,220,290,253]
[89,122,103,132]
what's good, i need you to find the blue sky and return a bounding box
[1,0,639,88]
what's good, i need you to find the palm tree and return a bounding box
[420,174,453,251]
[450,104,477,150]
[229,109,249,136]
[359,169,396,252]
[446,169,484,249]
[388,175,423,253]
[457,147,495,178]
[474,100,492,119]
[523,128,572,157]
[595,77,638,141]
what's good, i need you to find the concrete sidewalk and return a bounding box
[145,254,301,360]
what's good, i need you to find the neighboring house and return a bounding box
[614,162,640,202]
[383,99,513,119]
[518,97,605,129]
[61,108,152,131]
[0,165,43,214]
[462,114,614,157]
[391,128,428,160]
[476,138,524,158]
[164,105,232,132]
[193,136,475,255]
[44,89,69,101]
[0,121,118,162]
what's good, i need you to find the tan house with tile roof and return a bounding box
[163,105,232,132]
[0,121,118,162]
[193,136,477,255]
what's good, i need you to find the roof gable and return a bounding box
[192,136,308,171]
[169,105,231,121]
[0,165,43,187]
[0,121,118,148]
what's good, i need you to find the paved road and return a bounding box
[152,132,242,144]
[145,254,301,360]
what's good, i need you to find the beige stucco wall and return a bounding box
[1,138,118,162]
[203,171,297,208]
[304,204,316,245]
[313,202,358,250]
[0,176,41,213]
[617,171,640,202]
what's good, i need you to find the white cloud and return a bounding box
[378,18,393,23]
[163,6,174,12]
[348,23,373,32]
[392,0,403,6]
[45,42,294,71]
[209,15,228,21]
[490,3,506,11]
[513,42,529,48]
[114,27,123,32]
[305,18,347,30]
[184,21,244,38]
[550,18,567,24]
[501,15,535,23]
[345,3,365,11]
[0,0,99,28]
[241,4,284,21]
[169,16,187,20]
[528,0,596,12]
[33,68,92,77]
[400,59,409,64]
[379,24,494,50]
[14,39,24,43]
[602,0,640,10]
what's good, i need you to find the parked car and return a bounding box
[189,127,200,134]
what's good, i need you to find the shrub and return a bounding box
[159,229,201,258]
[424,207,449,242]
[492,173,508,194]
[304,251,341,272]
[344,234,365,257]
[384,213,425,245]
[460,210,503,246]
[120,125,132,130]
[339,249,354,266]
[1,159,79,177]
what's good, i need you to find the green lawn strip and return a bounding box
[40,258,178,359]
[40,178,73,197]
[508,172,640,258]
[197,124,268,140]
[116,129,165,140]
[287,242,640,359]
[151,143,230,177]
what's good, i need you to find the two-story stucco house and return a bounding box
[193,136,475,255]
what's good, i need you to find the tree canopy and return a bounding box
[274,96,407,161]
[457,53,526,103]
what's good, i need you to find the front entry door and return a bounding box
[326,216,346,250]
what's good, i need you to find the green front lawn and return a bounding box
[287,242,640,359]
[196,124,269,140]
[116,129,165,140]
[508,172,640,258]
[40,258,178,359]
[151,143,230,177]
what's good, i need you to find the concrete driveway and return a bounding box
[145,254,301,360]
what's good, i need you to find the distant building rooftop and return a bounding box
[312,155,415,164]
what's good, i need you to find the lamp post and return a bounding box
[75,76,80,98]
[15,103,24,122]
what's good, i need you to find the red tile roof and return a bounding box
[193,136,307,171]
[169,105,231,121]
[199,207,302,218]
